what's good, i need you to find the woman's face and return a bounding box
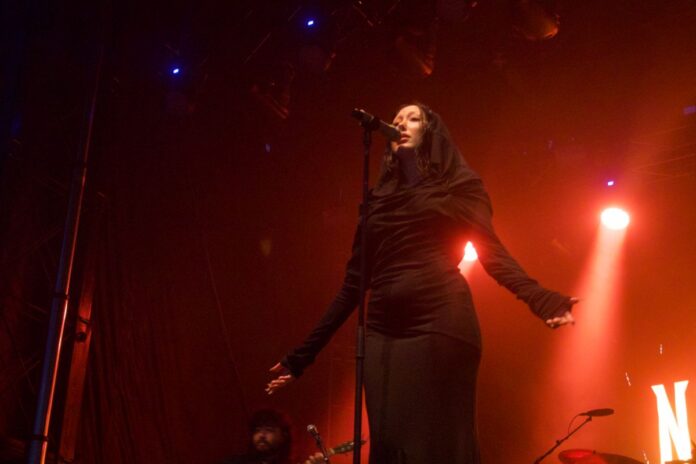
[390,104,427,154]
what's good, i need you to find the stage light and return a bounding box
[394,19,438,79]
[250,61,295,120]
[548,201,628,423]
[463,241,478,262]
[607,180,615,187]
[436,0,478,22]
[299,44,336,73]
[171,67,180,75]
[601,207,630,230]
[512,0,559,41]
[297,12,338,73]
[458,241,478,275]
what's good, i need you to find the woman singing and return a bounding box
[266,103,576,464]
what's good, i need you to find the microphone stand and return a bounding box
[352,119,376,464]
[533,415,593,464]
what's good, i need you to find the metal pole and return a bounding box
[26,47,103,464]
[57,201,103,462]
[352,127,371,464]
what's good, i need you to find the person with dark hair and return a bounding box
[266,103,577,463]
[220,409,293,464]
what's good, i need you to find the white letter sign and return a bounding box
[651,380,692,464]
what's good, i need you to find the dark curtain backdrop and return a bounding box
[72,87,365,463]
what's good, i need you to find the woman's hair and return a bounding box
[373,102,479,197]
[377,102,436,187]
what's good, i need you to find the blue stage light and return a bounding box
[306,19,315,27]
[171,67,180,75]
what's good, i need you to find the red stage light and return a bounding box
[463,241,478,262]
[601,207,630,230]
[545,210,628,434]
[458,242,477,275]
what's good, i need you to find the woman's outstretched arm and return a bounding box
[266,221,370,394]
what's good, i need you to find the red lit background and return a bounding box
[1,1,696,464]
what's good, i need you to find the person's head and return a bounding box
[375,102,477,195]
[390,103,430,154]
[381,102,436,181]
[247,409,292,462]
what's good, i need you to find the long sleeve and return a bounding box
[281,223,368,377]
[446,178,572,321]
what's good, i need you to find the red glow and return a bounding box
[463,241,478,262]
[559,449,596,463]
[327,358,370,463]
[549,223,627,419]
[601,207,630,230]
[458,242,478,275]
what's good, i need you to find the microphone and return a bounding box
[351,108,401,141]
[579,408,615,417]
[307,424,330,463]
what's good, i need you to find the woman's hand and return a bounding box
[303,452,326,464]
[265,363,296,395]
[545,297,579,329]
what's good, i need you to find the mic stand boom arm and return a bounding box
[533,416,593,464]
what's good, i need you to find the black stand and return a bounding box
[533,416,593,464]
[352,122,376,464]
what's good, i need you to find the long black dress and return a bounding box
[281,111,572,464]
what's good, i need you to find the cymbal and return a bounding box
[559,449,595,464]
[559,449,644,464]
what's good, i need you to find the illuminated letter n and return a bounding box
[651,380,692,464]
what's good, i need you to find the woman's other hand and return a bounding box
[545,297,579,329]
[265,363,296,395]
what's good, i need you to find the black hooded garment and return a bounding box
[282,110,572,463]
